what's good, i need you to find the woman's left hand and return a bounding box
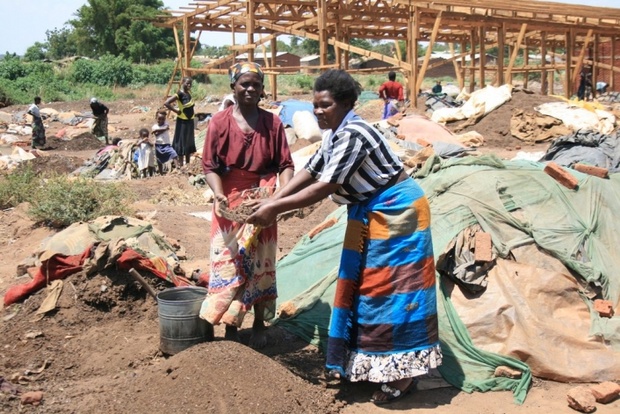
[246,199,278,227]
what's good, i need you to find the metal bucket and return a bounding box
[157,286,213,355]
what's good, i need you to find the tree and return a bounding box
[46,27,79,60]
[68,0,176,63]
[24,43,47,62]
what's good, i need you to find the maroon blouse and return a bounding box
[202,106,294,176]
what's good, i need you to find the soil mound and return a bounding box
[447,89,562,149]
[17,154,84,175]
[89,341,340,414]
[47,132,104,151]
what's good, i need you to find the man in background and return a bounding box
[378,71,404,119]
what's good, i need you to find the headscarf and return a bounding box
[229,62,264,84]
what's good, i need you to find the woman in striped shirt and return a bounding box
[248,69,442,406]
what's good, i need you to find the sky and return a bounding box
[0,0,618,56]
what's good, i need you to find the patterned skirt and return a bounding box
[326,177,442,383]
[32,117,46,147]
[92,115,108,139]
[199,169,278,327]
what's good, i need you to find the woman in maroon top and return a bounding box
[201,62,294,348]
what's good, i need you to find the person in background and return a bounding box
[90,98,110,144]
[378,71,404,119]
[27,96,46,149]
[164,77,196,167]
[152,110,178,175]
[136,127,156,178]
[218,94,236,112]
[201,62,294,349]
[247,69,442,405]
[596,81,608,96]
[577,67,593,101]
[432,80,443,95]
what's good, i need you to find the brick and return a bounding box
[494,365,522,379]
[416,138,432,147]
[573,163,609,179]
[308,217,339,239]
[567,386,596,413]
[386,117,400,127]
[21,391,44,406]
[474,232,493,262]
[593,299,615,318]
[590,381,620,404]
[544,162,579,190]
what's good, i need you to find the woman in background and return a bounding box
[164,77,196,167]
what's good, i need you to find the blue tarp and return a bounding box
[278,100,315,127]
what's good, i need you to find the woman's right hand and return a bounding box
[214,193,228,217]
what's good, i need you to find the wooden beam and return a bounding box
[409,5,420,105]
[572,29,593,85]
[469,29,476,92]
[507,23,528,84]
[450,43,463,89]
[318,0,327,68]
[246,0,255,62]
[541,31,548,94]
[416,12,442,94]
[564,30,572,98]
[479,26,486,87]
[497,23,505,85]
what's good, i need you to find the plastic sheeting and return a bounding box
[535,101,616,135]
[431,84,513,124]
[273,154,620,405]
[540,130,620,172]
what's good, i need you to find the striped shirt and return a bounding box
[305,112,403,205]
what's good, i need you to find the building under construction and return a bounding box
[155,0,620,105]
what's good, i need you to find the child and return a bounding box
[136,128,156,178]
[152,110,179,175]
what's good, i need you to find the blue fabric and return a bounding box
[326,178,440,375]
[278,100,316,127]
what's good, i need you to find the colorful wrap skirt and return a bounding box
[32,117,46,148]
[326,177,442,382]
[199,169,278,327]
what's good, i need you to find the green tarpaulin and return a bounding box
[273,155,620,404]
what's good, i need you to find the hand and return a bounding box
[213,194,228,217]
[246,199,278,227]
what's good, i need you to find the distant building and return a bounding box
[349,57,394,70]
[300,54,321,73]
[235,52,300,72]
[427,52,497,78]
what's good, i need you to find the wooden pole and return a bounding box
[550,43,556,95]
[612,36,617,91]
[572,29,594,85]
[469,29,476,92]
[416,12,442,94]
[450,43,463,89]
[183,17,190,76]
[270,38,277,100]
[541,31,548,95]
[247,1,255,62]
[497,23,505,86]
[524,37,530,89]
[318,0,327,69]
[565,30,572,98]
[409,6,420,106]
[507,23,528,85]
[460,40,467,90]
[479,26,486,88]
[593,34,599,96]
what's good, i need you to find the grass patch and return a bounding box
[0,166,134,227]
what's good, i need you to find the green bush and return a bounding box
[0,167,133,227]
[0,166,38,209]
[29,176,134,227]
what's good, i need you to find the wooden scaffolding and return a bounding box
[155,0,620,105]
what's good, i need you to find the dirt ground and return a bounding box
[1,93,618,413]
